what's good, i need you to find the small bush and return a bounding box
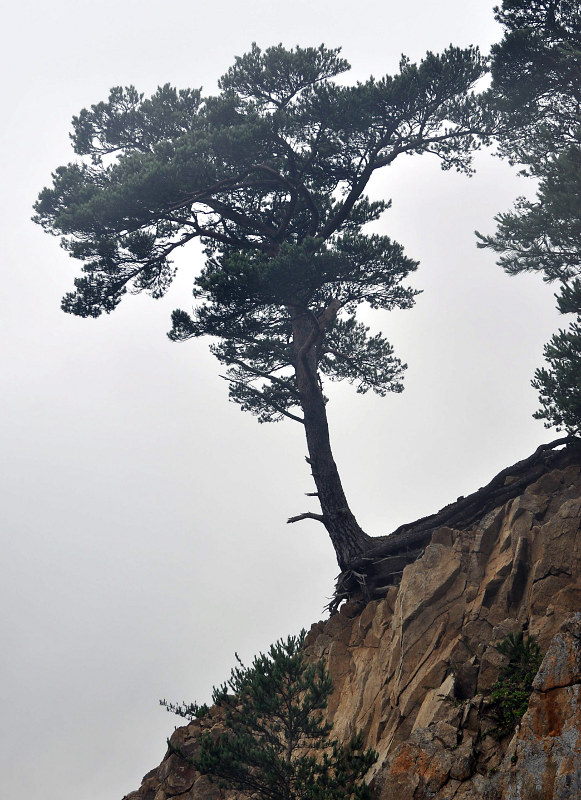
[487,632,542,739]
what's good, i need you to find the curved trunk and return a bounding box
[291,308,370,570]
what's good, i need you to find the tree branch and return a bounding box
[166,171,254,212]
[287,512,325,524]
[221,376,305,424]
[163,213,254,250]
[204,198,279,241]
[227,357,302,399]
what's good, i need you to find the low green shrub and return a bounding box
[487,632,542,740]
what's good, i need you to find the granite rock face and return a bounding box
[123,449,581,800]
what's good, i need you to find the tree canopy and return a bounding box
[35,43,490,568]
[477,0,581,434]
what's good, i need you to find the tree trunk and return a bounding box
[291,307,370,570]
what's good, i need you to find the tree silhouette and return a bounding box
[35,43,488,567]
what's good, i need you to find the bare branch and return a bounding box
[287,512,325,524]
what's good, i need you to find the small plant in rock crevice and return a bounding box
[486,632,542,740]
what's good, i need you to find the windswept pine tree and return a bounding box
[35,43,489,568]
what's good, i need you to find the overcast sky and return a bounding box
[0,2,562,798]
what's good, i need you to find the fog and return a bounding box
[0,2,559,798]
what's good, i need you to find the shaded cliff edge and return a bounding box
[124,441,581,800]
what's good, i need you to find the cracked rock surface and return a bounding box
[123,447,581,800]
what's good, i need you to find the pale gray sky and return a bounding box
[1,2,560,798]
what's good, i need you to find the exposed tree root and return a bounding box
[329,436,581,613]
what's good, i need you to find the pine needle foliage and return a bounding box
[162,631,377,800]
[477,0,581,434]
[34,42,491,568]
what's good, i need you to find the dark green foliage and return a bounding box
[163,632,377,800]
[34,42,487,421]
[478,0,581,434]
[487,632,542,740]
[488,0,581,171]
[476,145,581,282]
[160,698,210,720]
[35,43,490,565]
[178,232,417,424]
[479,0,581,266]
[532,281,581,434]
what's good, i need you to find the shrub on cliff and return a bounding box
[162,630,377,800]
[488,632,542,739]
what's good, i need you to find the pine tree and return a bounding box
[162,632,377,800]
[34,43,488,568]
[477,0,581,434]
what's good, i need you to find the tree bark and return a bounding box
[290,306,370,570]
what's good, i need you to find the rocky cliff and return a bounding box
[124,441,581,800]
